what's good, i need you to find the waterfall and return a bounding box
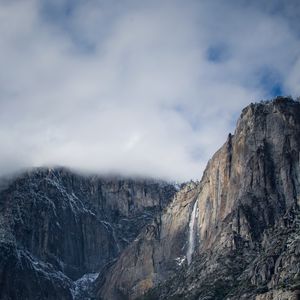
[217,168,221,207]
[187,198,198,265]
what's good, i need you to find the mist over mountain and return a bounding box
[1,0,300,181]
[1,97,300,300]
[1,1,300,299]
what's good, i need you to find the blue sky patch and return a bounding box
[257,66,284,98]
[206,44,230,63]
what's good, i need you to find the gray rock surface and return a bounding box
[0,168,176,299]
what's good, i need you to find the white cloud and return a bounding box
[0,0,299,181]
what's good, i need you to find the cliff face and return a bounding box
[97,181,200,300]
[97,98,300,300]
[0,168,176,300]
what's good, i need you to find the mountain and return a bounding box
[1,97,300,300]
[96,97,300,300]
[0,168,176,299]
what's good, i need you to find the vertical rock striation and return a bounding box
[0,168,176,300]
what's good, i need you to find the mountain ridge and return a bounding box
[1,96,300,300]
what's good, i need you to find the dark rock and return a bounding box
[0,168,176,299]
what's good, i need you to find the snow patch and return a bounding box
[71,272,99,300]
[175,256,186,266]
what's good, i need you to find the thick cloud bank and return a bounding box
[0,0,300,181]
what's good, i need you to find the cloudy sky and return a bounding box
[0,0,300,181]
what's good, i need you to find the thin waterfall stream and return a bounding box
[187,198,198,265]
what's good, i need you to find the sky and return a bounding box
[0,0,300,181]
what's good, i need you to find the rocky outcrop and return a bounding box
[96,97,300,299]
[96,181,199,300]
[255,289,300,300]
[0,168,176,300]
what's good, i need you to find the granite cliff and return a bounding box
[97,97,300,300]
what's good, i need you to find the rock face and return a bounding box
[0,168,176,300]
[96,181,200,300]
[96,97,300,299]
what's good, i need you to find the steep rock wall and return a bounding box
[97,98,300,300]
[0,168,176,299]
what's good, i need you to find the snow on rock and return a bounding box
[72,273,99,300]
